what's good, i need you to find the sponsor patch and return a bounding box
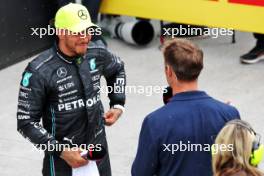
[22,72,32,87]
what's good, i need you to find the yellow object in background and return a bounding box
[100,0,264,34]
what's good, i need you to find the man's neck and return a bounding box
[172,81,198,95]
[58,42,75,57]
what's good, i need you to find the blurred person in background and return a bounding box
[212,119,264,176]
[240,33,264,64]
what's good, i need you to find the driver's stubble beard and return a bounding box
[65,39,88,57]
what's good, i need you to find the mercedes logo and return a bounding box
[78,10,88,20]
[57,67,67,78]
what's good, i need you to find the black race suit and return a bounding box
[17,41,126,176]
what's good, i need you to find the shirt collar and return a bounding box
[169,91,210,102]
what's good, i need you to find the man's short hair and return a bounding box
[162,38,203,81]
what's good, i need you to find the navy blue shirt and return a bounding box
[132,91,240,176]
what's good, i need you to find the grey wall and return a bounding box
[0,0,58,70]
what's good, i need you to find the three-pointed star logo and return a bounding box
[78,10,88,20]
[57,67,67,78]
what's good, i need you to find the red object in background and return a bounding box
[229,0,264,6]
[160,36,165,45]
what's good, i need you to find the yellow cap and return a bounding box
[55,3,97,33]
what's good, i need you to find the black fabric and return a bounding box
[42,128,111,176]
[253,33,264,47]
[82,0,102,22]
[17,41,126,176]
[56,0,74,7]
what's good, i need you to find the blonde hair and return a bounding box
[212,120,263,176]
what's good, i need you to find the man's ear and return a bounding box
[57,34,64,41]
[165,65,173,78]
[166,65,178,83]
[57,29,66,40]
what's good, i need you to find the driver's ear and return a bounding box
[57,29,66,40]
[57,34,65,41]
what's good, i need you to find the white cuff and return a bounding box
[113,104,125,113]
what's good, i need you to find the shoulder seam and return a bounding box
[87,46,106,50]
[35,55,54,70]
[29,48,55,71]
